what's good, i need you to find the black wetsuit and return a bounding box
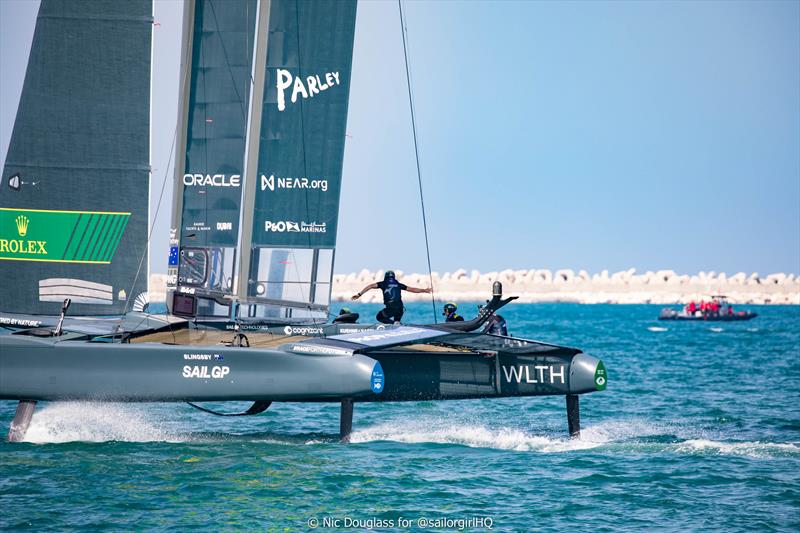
[376,278,407,324]
[445,313,464,322]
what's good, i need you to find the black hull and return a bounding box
[364,350,597,402]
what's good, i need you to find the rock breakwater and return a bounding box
[147,269,799,304]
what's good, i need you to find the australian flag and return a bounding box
[168,246,179,266]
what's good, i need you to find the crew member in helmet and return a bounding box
[333,307,359,324]
[443,302,464,322]
[351,270,432,324]
[483,314,508,336]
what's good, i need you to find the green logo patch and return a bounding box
[594,360,607,391]
[0,208,130,264]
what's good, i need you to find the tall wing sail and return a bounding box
[169,0,258,315]
[169,0,357,322]
[0,0,153,316]
[241,0,357,319]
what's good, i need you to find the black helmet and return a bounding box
[443,302,457,314]
[384,270,396,281]
[339,307,351,315]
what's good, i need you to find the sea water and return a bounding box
[1,303,798,531]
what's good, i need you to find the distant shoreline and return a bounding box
[332,269,799,305]
[149,269,799,305]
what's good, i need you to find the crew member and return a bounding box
[483,314,508,336]
[351,270,432,324]
[443,302,464,322]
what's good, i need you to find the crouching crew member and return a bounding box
[351,270,432,324]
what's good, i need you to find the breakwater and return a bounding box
[149,269,799,304]
[331,269,799,304]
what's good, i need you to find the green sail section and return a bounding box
[0,0,152,315]
[179,0,257,248]
[245,0,357,307]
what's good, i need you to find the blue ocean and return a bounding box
[1,303,798,531]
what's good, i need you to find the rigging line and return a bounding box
[398,0,437,323]
[122,123,179,322]
[124,22,189,335]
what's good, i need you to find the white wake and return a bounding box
[23,402,180,443]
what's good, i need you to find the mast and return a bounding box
[166,0,197,309]
[235,0,271,301]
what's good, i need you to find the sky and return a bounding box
[2,0,799,276]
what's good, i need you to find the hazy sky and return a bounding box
[2,0,798,276]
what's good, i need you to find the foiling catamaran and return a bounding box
[0,0,606,443]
